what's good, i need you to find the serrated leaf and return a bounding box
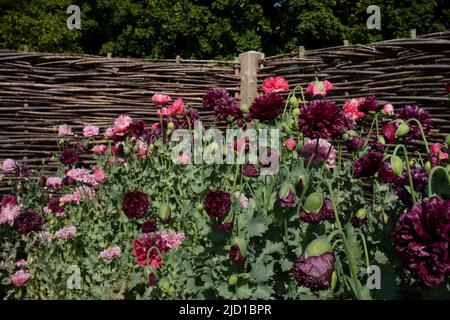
[345,223,362,266]
[250,260,274,283]
[374,251,388,264]
[247,214,270,238]
[253,285,274,299]
[217,283,234,299]
[279,258,294,272]
[236,284,253,299]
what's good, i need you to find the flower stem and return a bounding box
[393,144,417,203]
[326,180,362,300]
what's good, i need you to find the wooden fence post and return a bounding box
[239,51,264,104]
[410,29,416,39]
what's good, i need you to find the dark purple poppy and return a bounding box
[141,219,157,233]
[359,95,380,113]
[347,137,365,153]
[392,166,428,205]
[14,211,44,234]
[353,150,384,178]
[243,164,260,177]
[276,188,297,208]
[391,196,450,287]
[204,189,231,218]
[395,105,433,141]
[248,92,284,121]
[122,191,149,219]
[60,149,79,165]
[299,100,355,140]
[229,244,245,264]
[293,252,335,291]
[381,123,397,143]
[378,159,396,183]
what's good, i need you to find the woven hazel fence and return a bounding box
[0,30,449,190]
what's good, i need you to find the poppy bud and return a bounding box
[292,107,300,117]
[304,237,332,259]
[226,116,235,124]
[380,212,389,225]
[123,146,131,156]
[228,275,238,286]
[240,102,249,113]
[289,96,299,108]
[395,122,410,138]
[331,271,338,290]
[355,208,367,219]
[391,155,403,176]
[158,203,170,221]
[303,192,324,214]
[377,135,386,145]
[167,122,175,131]
[423,161,431,172]
[232,237,247,256]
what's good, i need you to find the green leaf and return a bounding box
[250,260,274,283]
[236,284,253,299]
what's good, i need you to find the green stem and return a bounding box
[357,232,371,271]
[427,166,450,197]
[326,180,362,300]
[405,118,430,154]
[393,144,417,203]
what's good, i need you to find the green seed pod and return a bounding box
[167,122,175,131]
[124,146,131,156]
[331,271,338,290]
[159,203,170,220]
[423,161,432,172]
[240,102,249,114]
[355,208,368,219]
[228,275,238,286]
[226,116,235,124]
[304,237,332,259]
[303,192,324,213]
[289,96,299,108]
[391,155,404,176]
[292,107,300,117]
[342,133,350,142]
[395,122,410,138]
[380,212,389,225]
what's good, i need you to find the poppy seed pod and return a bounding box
[158,203,170,221]
[304,237,332,259]
[289,96,299,108]
[395,122,410,138]
[303,192,324,213]
[240,102,249,114]
[390,155,404,176]
[228,275,238,286]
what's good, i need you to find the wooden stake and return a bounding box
[238,51,264,105]
[299,46,305,59]
[410,29,416,39]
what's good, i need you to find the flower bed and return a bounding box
[0,78,449,299]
